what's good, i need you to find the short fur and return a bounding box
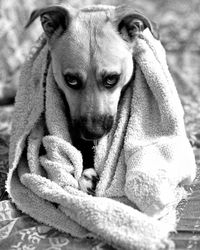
[6,4,196,250]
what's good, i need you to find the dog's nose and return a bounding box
[79,115,114,141]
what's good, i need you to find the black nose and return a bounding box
[77,115,114,141]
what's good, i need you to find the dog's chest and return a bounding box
[73,139,95,170]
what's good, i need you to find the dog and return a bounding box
[26,4,158,195]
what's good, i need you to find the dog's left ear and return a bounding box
[115,6,159,42]
[25,5,73,38]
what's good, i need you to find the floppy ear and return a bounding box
[115,6,159,41]
[25,6,71,38]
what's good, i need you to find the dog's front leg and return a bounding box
[78,168,99,195]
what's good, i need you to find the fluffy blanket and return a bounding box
[6,27,196,250]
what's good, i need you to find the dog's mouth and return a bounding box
[72,115,114,142]
[79,127,107,141]
[78,127,109,142]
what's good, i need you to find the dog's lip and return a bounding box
[80,134,102,142]
[80,132,104,142]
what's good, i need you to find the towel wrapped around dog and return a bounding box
[6,23,196,250]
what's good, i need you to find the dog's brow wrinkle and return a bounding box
[83,14,109,61]
[63,69,85,79]
[81,5,115,12]
[101,70,120,77]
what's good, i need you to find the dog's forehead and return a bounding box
[68,8,120,47]
[53,7,130,72]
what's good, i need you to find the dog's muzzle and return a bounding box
[74,115,114,141]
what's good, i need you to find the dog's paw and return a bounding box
[79,168,99,195]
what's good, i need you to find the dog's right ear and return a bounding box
[25,6,72,38]
[114,6,159,41]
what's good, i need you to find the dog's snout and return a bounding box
[103,115,113,131]
[77,115,114,141]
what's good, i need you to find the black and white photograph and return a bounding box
[0,0,200,249]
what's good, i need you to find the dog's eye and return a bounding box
[103,74,120,88]
[64,73,82,89]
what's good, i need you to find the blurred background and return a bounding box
[0,0,200,192]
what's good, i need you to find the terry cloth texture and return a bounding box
[6,27,196,250]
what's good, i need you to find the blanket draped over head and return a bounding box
[6,29,196,250]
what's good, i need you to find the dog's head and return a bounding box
[26,4,158,141]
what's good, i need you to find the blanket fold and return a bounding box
[6,29,196,250]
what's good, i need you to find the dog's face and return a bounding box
[51,11,134,141]
[26,5,157,141]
